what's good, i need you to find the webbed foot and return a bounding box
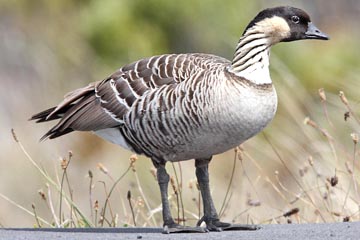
[221,223,260,231]
[197,217,260,232]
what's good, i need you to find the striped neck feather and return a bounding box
[229,29,272,85]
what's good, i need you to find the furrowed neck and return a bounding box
[229,28,272,85]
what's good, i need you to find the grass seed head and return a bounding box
[60,157,69,170]
[68,150,73,159]
[351,133,359,144]
[130,154,138,163]
[332,211,341,217]
[304,117,318,128]
[38,189,46,201]
[237,148,243,161]
[11,129,19,142]
[170,176,178,194]
[97,163,109,175]
[130,154,138,172]
[339,91,349,105]
[137,196,144,208]
[308,156,314,166]
[329,175,339,187]
[283,208,300,217]
[318,88,326,102]
[94,200,99,211]
[344,111,350,121]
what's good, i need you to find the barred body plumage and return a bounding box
[32,52,277,163]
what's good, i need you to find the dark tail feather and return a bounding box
[29,107,58,122]
[30,105,75,140]
[29,104,74,141]
[30,81,119,141]
[29,103,76,123]
[40,128,74,141]
[36,97,94,141]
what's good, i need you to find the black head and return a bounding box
[244,6,329,42]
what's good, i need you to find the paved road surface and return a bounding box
[1,222,359,240]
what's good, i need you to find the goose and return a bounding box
[30,6,328,233]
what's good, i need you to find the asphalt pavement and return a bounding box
[0,222,359,240]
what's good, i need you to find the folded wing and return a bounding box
[30,54,228,140]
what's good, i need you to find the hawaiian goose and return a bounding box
[31,6,328,233]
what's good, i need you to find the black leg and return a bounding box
[156,162,175,227]
[152,159,206,234]
[195,158,260,232]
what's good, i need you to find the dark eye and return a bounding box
[291,15,300,24]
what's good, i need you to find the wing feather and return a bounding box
[31,53,231,140]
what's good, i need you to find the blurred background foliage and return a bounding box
[0,0,360,227]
